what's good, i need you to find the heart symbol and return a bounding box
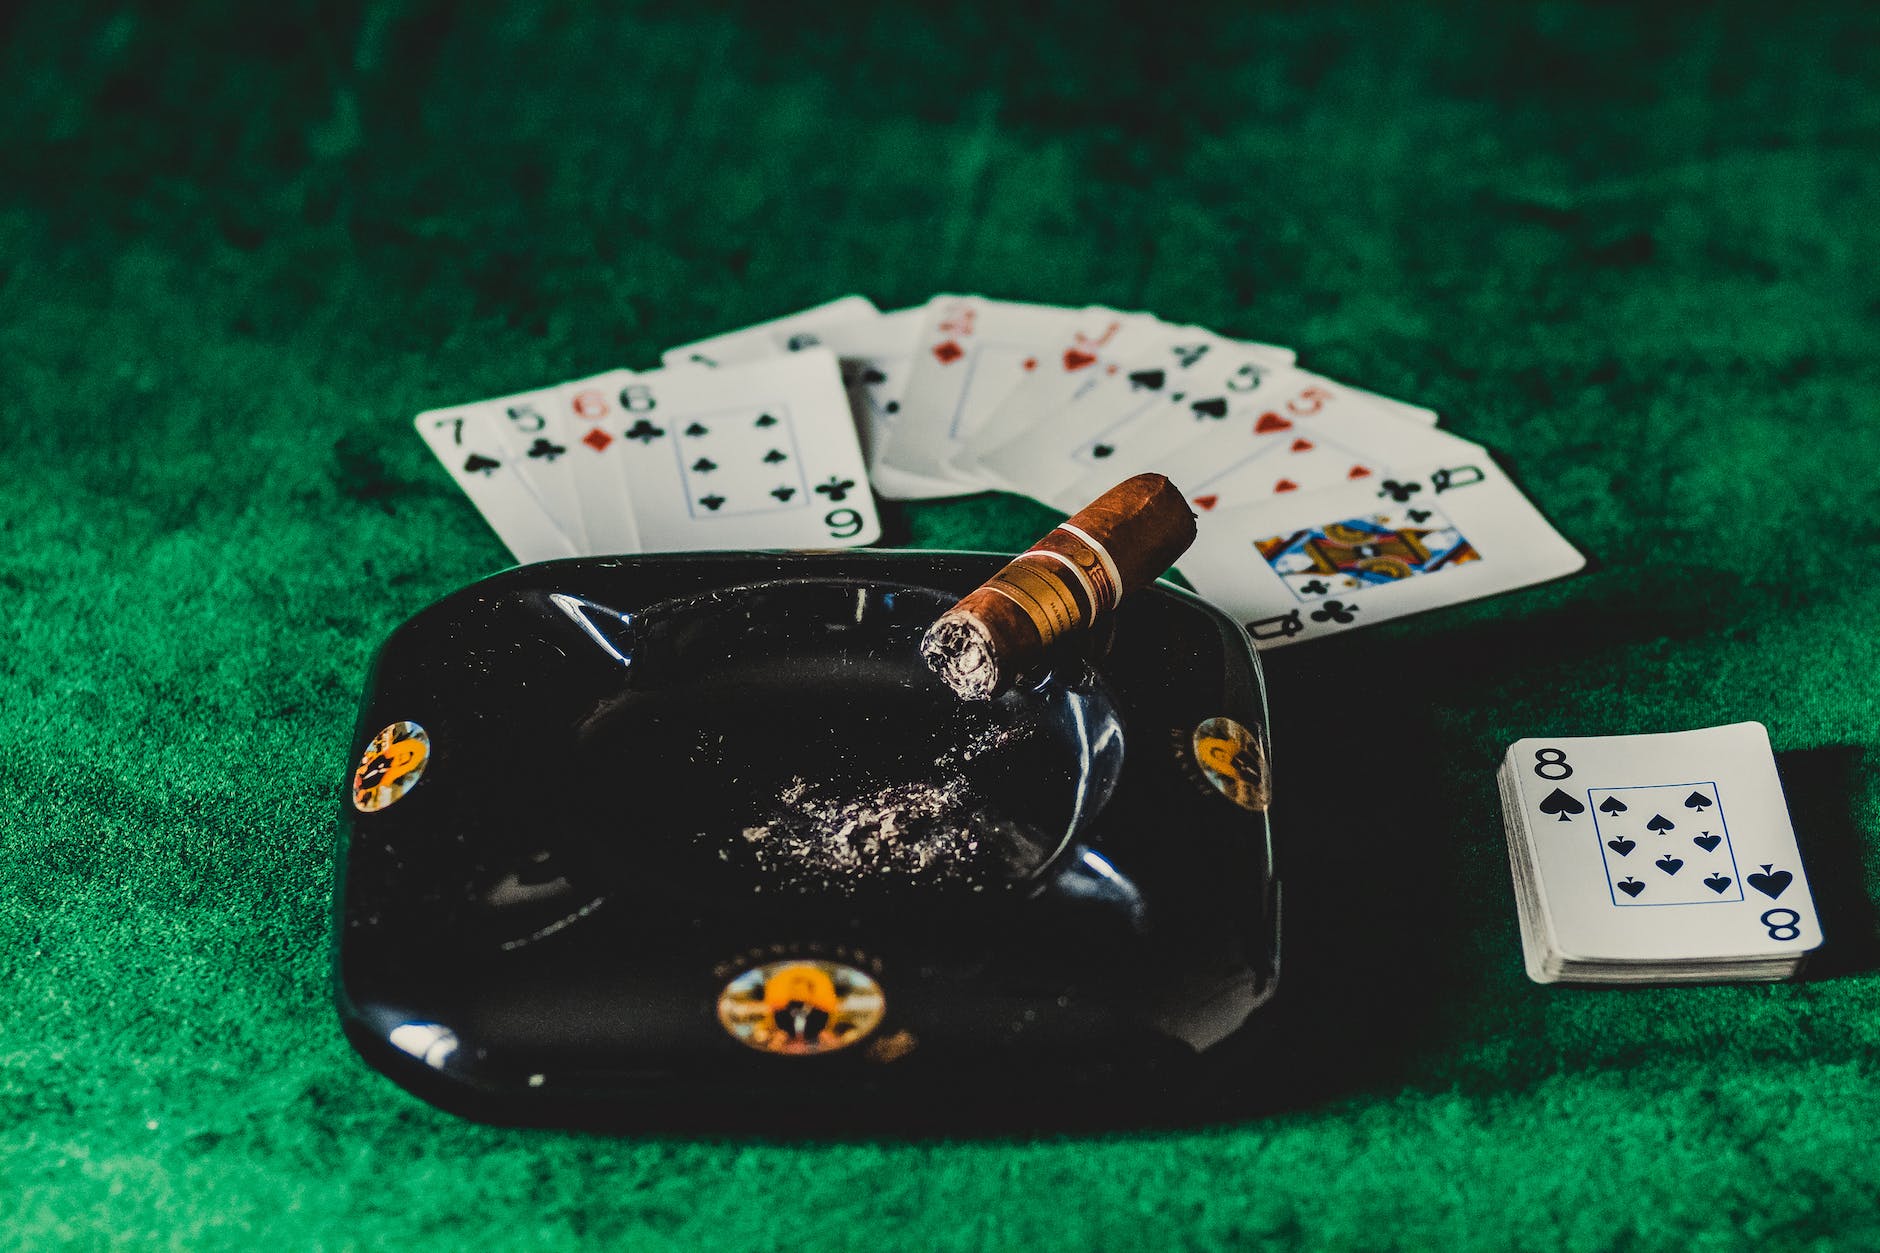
[1193,494,1219,511]
[1254,412,1292,433]
[933,340,964,365]
[1347,465,1372,479]
[1655,855,1684,875]
[1606,837,1636,856]
[1063,348,1096,371]
[1022,356,1039,371]
[1704,873,1732,893]
[1273,479,1299,493]
[1091,443,1115,459]
[1290,438,1314,452]
[1617,878,1645,898]
[1692,833,1721,852]
[1747,867,1793,899]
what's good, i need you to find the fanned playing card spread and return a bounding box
[1498,723,1821,984]
[411,292,1581,645]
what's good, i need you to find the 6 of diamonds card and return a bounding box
[1504,723,1821,968]
[1176,456,1584,646]
[601,348,880,552]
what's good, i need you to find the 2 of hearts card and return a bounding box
[1498,723,1821,984]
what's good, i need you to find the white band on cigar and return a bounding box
[1058,523,1122,608]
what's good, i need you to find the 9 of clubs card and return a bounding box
[1502,723,1821,979]
[602,348,881,552]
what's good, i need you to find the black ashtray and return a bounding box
[334,551,1278,1130]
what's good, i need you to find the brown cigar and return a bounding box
[920,474,1198,700]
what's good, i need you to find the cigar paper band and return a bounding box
[984,554,1091,646]
[1055,523,1123,611]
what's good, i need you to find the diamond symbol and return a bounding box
[581,429,613,452]
[932,340,964,365]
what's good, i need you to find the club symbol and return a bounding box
[1538,788,1585,822]
[1191,397,1228,420]
[755,413,780,428]
[1378,479,1423,502]
[932,340,964,365]
[1692,833,1721,852]
[1598,796,1628,815]
[1746,865,1793,899]
[1645,813,1675,833]
[462,453,501,476]
[526,438,566,461]
[1703,873,1732,893]
[1299,579,1330,596]
[762,449,788,464]
[1655,854,1684,875]
[691,458,717,474]
[1616,877,1646,898]
[1407,508,1432,523]
[770,486,797,502]
[815,476,857,502]
[1309,600,1358,625]
[624,419,664,443]
[684,422,709,437]
[1683,791,1714,811]
[581,428,613,452]
[698,494,726,512]
[1606,837,1636,856]
[1128,369,1165,391]
[1091,443,1115,459]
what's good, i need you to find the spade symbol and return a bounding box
[462,453,501,476]
[1746,865,1793,899]
[762,448,788,464]
[1645,814,1675,833]
[526,438,566,462]
[1704,873,1732,893]
[1128,369,1165,391]
[691,457,718,474]
[1617,878,1646,898]
[1091,443,1115,459]
[1598,796,1629,816]
[1191,397,1229,420]
[1655,854,1684,875]
[698,493,726,512]
[754,413,779,428]
[624,418,664,443]
[1684,791,1713,811]
[1606,837,1636,856]
[770,486,796,502]
[1538,788,1585,822]
[1692,833,1721,852]
[684,422,709,437]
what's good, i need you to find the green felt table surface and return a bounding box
[4,2,1879,1248]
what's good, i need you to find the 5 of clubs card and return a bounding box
[1499,722,1821,983]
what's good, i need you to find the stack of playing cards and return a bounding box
[417,293,1585,647]
[1498,723,1821,984]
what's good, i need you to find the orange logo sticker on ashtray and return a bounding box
[1192,716,1269,812]
[351,721,430,812]
[716,959,885,1056]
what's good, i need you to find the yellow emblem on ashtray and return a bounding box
[351,721,430,812]
[1192,716,1270,812]
[716,959,885,1056]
